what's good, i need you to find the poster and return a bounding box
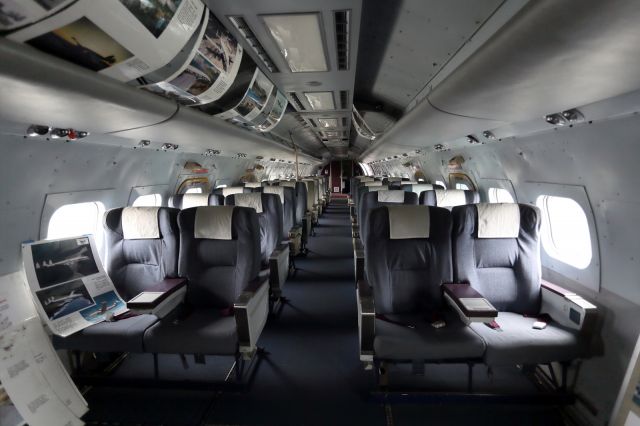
[0,0,73,31]
[141,8,244,105]
[0,272,88,425]
[258,90,288,132]
[21,236,127,337]
[8,0,205,82]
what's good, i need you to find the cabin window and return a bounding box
[47,202,105,247]
[536,195,592,269]
[185,187,203,194]
[177,177,209,194]
[449,173,476,190]
[488,187,515,203]
[132,193,163,207]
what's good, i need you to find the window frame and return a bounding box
[488,187,515,203]
[176,177,210,194]
[132,193,163,207]
[448,172,476,191]
[519,182,600,292]
[127,184,168,206]
[47,201,105,244]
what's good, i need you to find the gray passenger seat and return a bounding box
[420,189,479,208]
[52,206,180,353]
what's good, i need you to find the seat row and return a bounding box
[357,203,597,385]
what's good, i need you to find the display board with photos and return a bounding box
[0,271,88,425]
[4,0,289,132]
[21,235,127,337]
[8,0,205,82]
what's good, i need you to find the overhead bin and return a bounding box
[0,37,178,134]
[428,0,640,122]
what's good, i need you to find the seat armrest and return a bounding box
[353,237,364,284]
[234,279,269,357]
[442,283,498,324]
[127,278,187,318]
[269,243,290,297]
[357,279,375,362]
[541,280,597,333]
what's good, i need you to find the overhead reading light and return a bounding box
[317,118,339,128]
[26,124,50,137]
[545,113,568,126]
[304,92,335,110]
[263,13,328,72]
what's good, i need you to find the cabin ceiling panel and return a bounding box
[205,0,361,159]
[0,39,177,134]
[359,100,504,163]
[428,0,640,122]
[355,0,504,111]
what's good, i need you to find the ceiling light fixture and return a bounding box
[317,118,339,128]
[263,13,328,72]
[304,92,335,110]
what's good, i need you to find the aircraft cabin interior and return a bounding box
[2,0,640,425]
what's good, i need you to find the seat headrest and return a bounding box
[222,186,245,197]
[476,203,520,238]
[358,176,374,182]
[122,207,160,239]
[233,193,263,213]
[403,181,418,185]
[244,182,262,188]
[194,206,235,240]
[386,177,402,182]
[366,185,389,192]
[263,186,285,204]
[364,181,383,187]
[377,190,405,203]
[279,181,296,188]
[182,194,209,209]
[435,189,467,207]
[387,206,430,239]
[406,183,433,193]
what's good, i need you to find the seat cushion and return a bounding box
[52,314,158,353]
[374,311,486,361]
[469,312,588,366]
[143,309,238,355]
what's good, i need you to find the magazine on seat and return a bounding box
[127,278,187,317]
[442,283,498,323]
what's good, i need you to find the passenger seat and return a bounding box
[420,189,479,208]
[52,207,180,353]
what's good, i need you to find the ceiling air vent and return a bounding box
[334,10,350,71]
[229,16,279,73]
[288,92,305,111]
[339,91,349,110]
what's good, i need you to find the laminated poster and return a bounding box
[8,0,205,82]
[141,8,244,105]
[21,235,127,337]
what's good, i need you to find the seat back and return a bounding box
[178,206,260,309]
[420,189,479,208]
[104,207,180,300]
[244,182,263,189]
[302,180,317,212]
[169,194,223,209]
[359,190,418,244]
[212,186,251,198]
[402,183,433,195]
[278,181,306,226]
[225,192,283,265]
[451,203,542,313]
[259,186,295,239]
[366,205,453,315]
[356,183,388,217]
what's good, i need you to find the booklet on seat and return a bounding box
[127,278,187,317]
[442,284,498,323]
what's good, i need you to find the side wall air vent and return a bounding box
[339,91,349,110]
[229,16,279,73]
[288,92,306,111]
[334,10,351,71]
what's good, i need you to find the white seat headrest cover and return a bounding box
[407,183,433,193]
[358,176,374,182]
[477,203,520,238]
[194,206,235,240]
[244,182,262,188]
[222,186,245,197]
[377,190,405,203]
[122,207,160,239]
[233,193,263,213]
[279,181,296,188]
[263,186,285,204]
[182,194,209,209]
[387,206,430,239]
[435,189,467,207]
[367,185,388,192]
[364,181,383,187]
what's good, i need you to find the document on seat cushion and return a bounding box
[459,298,495,312]
[128,292,164,305]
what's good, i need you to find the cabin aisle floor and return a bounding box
[82,201,566,426]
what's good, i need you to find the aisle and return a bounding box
[206,201,385,425]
